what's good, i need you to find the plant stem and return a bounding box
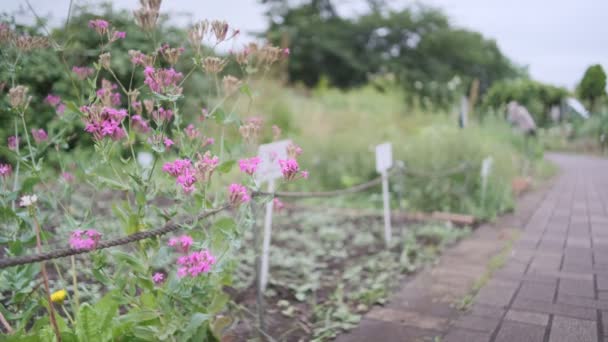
[32,214,62,342]
[11,118,20,210]
[71,256,79,309]
[0,311,13,334]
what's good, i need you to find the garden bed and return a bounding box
[224,208,471,341]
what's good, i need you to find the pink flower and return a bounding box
[163,159,197,193]
[62,172,75,183]
[96,80,121,107]
[193,151,219,183]
[44,94,61,106]
[203,137,214,147]
[228,183,250,206]
[31,129,48,143]
[72,66,94,80]
[7,136,19,150]
[69,229,102,250]
[163,138,174,148]
[283,48,290,56]
[238,156,261,176]
[113,31,126,40]
[176,249,216,278]
[0,163,12,178]
[152,272,165,284]
[162,159,192,177]
[144,67,183,95]
[81,106,127,141]
[152,107,173,123]
[131,115,150,133]
[273,198,284,210]
[184,124,200,140]
[88,19,109,35]
[278,158,308,181]
[287,143,303,158]
[168,235,193,253]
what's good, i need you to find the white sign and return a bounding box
[481,157,493,179]
[375,143,393,173]
[256,140,292,183]
[375,143,393,246]
[256,139,291,292]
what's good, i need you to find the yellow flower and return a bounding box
[50,290,67,304]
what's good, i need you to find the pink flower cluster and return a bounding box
[238,156,261,176]
[163,159,196,193]
[31,129,48,143]
[131,115,151,133]
[96,80,121,107]
[0,163,12,178]
[69,229,102,250]
[229,183,250,206]
[72,66,94,80]
[184,124,200,140]
[113,31,126,40]
[152,107,173,124]
[88,19,109,35]
[62,172,75,183]
[7,136,19,150]
[273,198,284,210]
[278,158,308,181]
[144,67,183,95]
[168,235,194,253]
[82,106,127,141]
[164,138,174,148]
[44,94,65,115]
[152,272,165,284]
[176,249,216,278]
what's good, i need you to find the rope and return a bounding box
[0,205,229,270]
[0,161,475,269]
[255,167,399,198]
[402,162,471,178]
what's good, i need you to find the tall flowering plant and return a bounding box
[0,1,301,340]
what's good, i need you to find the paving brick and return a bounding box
[559,278,595,298]
[517,282,557,302]
[469,304,505,319]
[494,321,545,342]
[452,315,500,333]
[548,315,597,342]
[557,293,608,310]
[443,328,491,342]
[512,297,597,320]
[504,309,549,326]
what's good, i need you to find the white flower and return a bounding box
[19,194,38,207]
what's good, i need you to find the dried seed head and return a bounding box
[158,43,184,65]
[99,52,112,69]
[134,0,162,32]
[128,50,154,66]
[9,85,30,109]
[259,45,283,65]
[202,57,227,74]
[144,99,155,114]
[0,23,13,44]
[211,20,229,42]
[13,35,49,52]
[222,75,241,95]
[188,20,209,51]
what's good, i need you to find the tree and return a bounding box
[578,64,606,112]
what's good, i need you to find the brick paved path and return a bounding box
[338,153,608,342]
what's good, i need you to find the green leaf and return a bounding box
[216,160,235,174]
[213,217,236,232]
[211,316,233,339]
[208,292,229,314]
[75,304,97,342]
[181,313,210,341]
[240,84,253,99]
[213,108,226,124]
[21,176,41,193]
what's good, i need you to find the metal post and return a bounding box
[381,170,392,246]
[259,180,275,292]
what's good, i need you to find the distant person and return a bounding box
[507,101,537,136]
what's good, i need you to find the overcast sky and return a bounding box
[3,0,607,90]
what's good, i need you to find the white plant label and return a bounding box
[256,140,292,183]
[375,142,393,246]
[256,139,291,292]
[481,157,493,179]
[375,142,393,173]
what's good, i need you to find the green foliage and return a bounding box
[481,79,569,127]
[577,64,606,111]
[263,1,522,106]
